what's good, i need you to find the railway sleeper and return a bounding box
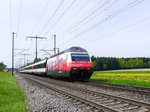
[85,106,94,110]
[110,103,129,108]
[100,100,114,104]
[135,107,150,112]
[78,104,87,108]
[98,98,109,102]
[73,102,82,105]
[105,101,122,106]
[120,105,139,111]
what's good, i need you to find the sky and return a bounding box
[0,0,150,68]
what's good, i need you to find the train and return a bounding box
[19,46,93,81]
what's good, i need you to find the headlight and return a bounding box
[73,68,77,70]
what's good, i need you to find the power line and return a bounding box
[14,49,29,56]
[41,36,53,50]
[26,41,36,59]
[40,49,53,56]
[41,0,89,51]
[54,0,90,34]
[44,0,77,36]
[57,0,118,42]
[57,0,111,37]
[30,0,50,35]
[81,16,150,45]
[9,0,12,32]
[58,0,144,47]
[66,0,119,36]
[58,0,139,39]
[37,0,64,35]
[17,0,23,33]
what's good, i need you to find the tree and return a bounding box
[0,62,7,72]
[135,59,144,68]
[91,56,96,62]
[92,61,97,71]
[34,58,42,63]
[126,59,135,68]
[147,61,150,67]
[103,64,107,70]
[118,58,126,68]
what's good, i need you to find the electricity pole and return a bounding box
[19,53,31,66]
[52,35,56,55]
[26,35,46,62]
[12,32,17,76]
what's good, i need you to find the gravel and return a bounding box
[59,81,150,104]
[36,76,150,104]
[15,74,150,112]
[15,74,85,112]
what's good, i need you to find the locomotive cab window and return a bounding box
[71,53,90,62]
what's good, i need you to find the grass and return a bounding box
[0,72,28,112]
[90,71,150,88]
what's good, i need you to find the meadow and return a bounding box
[0,72,27,112]
[90,71,150,88]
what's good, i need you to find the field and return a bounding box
[0,72,27,112]
[90,71,150,88]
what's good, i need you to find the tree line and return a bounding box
[91,56,150,71]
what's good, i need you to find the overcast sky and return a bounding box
[0,0,150,68]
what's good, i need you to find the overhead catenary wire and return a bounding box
[40,0,88,52]
[44,0,77,36]
[26,0,52,60]
[57,0,111,37]
[30,0,50,35]
[57,0,140,39]
[81,16,150,45]
[58,0,144,47]
[17,0,23,33]
[37,0,64,35]
[53,0,90,34]
[41,36,53,50]
[57,0,119,41]
[9,0,12,32]
[41,0,90,51]
[62,0,119,37]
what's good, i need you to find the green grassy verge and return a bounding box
[0,72,28,112]
[90,71,150,88]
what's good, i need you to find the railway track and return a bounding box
[78,81,150,95]
[19,74,150,112]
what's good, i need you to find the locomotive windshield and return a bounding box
[71,53,90,62]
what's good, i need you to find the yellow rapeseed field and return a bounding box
[90,72,150,87]
[91,73,150,82]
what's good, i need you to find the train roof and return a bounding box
[50,46,87,58]
[19,59,46,70]
[64,46,87,52]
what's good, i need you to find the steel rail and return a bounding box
[36,76,150,109]
[77,81,150,95]
[19,74,120,112]
[20,74,150,110]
